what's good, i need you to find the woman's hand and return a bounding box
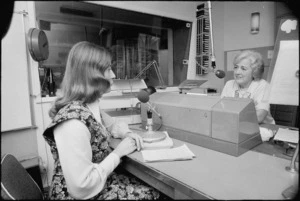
[113,137,139,158]
[126,132,144,151]
[256,109,268,124]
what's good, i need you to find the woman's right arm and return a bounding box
[54,119,120,199]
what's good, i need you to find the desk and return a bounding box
[110,124,299,199]
[254,124,298,161]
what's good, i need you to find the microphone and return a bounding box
[207,1,226,79]
[137,89,149,103]
[210,56,225,79]
[137,89,161,118]
[195,58,226,79]
[214,69,226,79]
[137,88,166,143]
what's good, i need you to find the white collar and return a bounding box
[86,100,101,123]
[234,80,253,92]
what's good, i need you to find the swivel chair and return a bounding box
[1,154,44,200]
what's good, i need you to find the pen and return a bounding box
[288,127,298,131]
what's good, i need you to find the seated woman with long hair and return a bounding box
[43,41,164,200]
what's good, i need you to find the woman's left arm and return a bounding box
[256,109,268,124]
[253,80,271,124]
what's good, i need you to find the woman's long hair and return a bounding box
[49,41,111,119]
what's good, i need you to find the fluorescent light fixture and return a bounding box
[251,12,260,34]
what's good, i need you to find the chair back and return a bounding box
[1,154,44,200]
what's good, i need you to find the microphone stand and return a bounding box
[142,103,166,143]
[139,98,167,143]
[285,142,299,173]
[146,102,161,119]
[207,1,216,69]
[282,142,299,199]
[195,1,225,79]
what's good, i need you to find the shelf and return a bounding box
[40,64,65,68]
[49,44,73,48]
[36,96,57,104]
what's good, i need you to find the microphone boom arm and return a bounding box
[146,102,162,119]
[195,1,225,79]
[207,1,216,67]
[134,60,166,89]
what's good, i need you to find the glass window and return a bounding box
[35,1,192,96]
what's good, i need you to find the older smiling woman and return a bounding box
[221,50,275,124]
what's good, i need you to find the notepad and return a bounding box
[141,144,195,162]
[273,128,299,144]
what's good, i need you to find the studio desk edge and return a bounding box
[109,124,299,200]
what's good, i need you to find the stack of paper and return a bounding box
[143,132,173,150]
[141,144,196,162]
[273,128,299,144]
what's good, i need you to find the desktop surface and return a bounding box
[110,124,299,199]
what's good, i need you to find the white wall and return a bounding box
[1,1,39,161]
[1,1,51,187]
[1,129,38,160]
[1,4,32,131]
[224,2,275,51]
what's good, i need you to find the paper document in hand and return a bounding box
[273,128,299,144]
[141,144,195,162]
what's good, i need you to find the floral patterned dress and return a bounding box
[43,101,162,200]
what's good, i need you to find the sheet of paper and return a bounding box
[273,128,299,144]
[141,144,195,162]
[268,40,299,105]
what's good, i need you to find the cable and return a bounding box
[195,60,210,72]
[154,116,163,131]
[39,89,50,188]
[207,1,215,58]
[40,67,48,94]
[145,102,163,132]
[128,79,134,123]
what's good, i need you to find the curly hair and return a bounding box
[233,50,264,80]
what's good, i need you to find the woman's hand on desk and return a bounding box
[113,135,143,158]
[126,132,144,151]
